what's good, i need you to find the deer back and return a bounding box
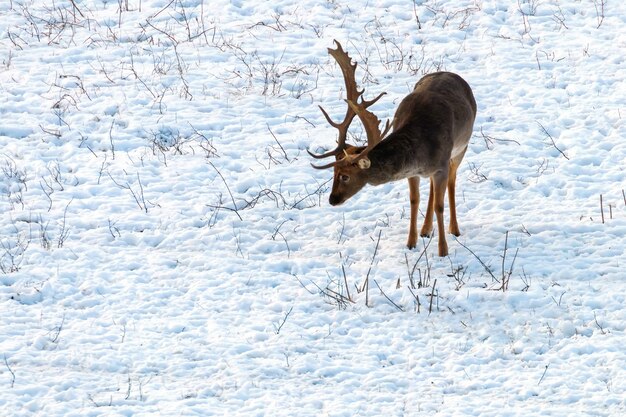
[365,72,477,184]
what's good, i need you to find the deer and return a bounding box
[308,40,477,257]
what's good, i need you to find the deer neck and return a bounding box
[365,141,413,185]
[365,130,441,185]
[367,134,417,185]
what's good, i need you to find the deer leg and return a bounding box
[420,178,434,237]
[433,170,449,257]
[447,146,467,236]
[407,177,420,249]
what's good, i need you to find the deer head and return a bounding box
[308,40,391,206]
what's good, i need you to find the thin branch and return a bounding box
[480,126,520,148]
[109,119,116,160]
[361,230,382,307]
[291,273,317,295]
[600,194,605,224]
[50,314,66,343]
[69,0,86,19]
[593,311,607,335]
[341,262,351,302]
[373,279,404,311]
[267,123,289,162]
[57,199,72,248]
[428,279,437,315]
[208,161,242,221]
[538,364,549,385]
[413,0,422,30]
[454,237,498,282]
[274,306,293,334]
[537,121,569,160]
[3,355,15,388]
[408,285,421,313]
[501,230,509,289]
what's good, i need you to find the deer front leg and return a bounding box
[447,162,460,237]
[407,177,420,249]
[420,178,434,237]
[432,171,449,257]
[447,147,467,236]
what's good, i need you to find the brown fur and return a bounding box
[327,72,477,256]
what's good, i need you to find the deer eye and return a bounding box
[339,174,350,183]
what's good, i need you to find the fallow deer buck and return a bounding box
[309,40,477,257]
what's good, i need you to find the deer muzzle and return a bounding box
[328,193,344,206]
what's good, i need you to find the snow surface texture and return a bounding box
[0,0,625,415]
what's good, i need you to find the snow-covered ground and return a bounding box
[1,0,625,415]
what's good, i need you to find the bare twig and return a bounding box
[551,290,566,307]
[600,194,605,224]
[135,173,147,213]
[593,0,606,28]
[413,0,422,30]
[3,355,15,388]
[537,122,569,160]
[296,273,353,309]
[373,279,404,311]
[39,180,54,212]
[538,364,549,385]
[520,267,531,292]
[364,274,370,307]
[499,231,519,291]
[361,230,382,307]
[467,162,488,183]
[341,261,351,302]
[455,237,497,282]
[49,314,66,343]
[337,213,346,244]
[408,286,421,313]
[108,219,121,239]
[107,172,152,213]
[109,119,116,160]
[291,273,317,295]
[405,235,433,288]
[501,231,509,289]
[208,161,242,221]
[57,199,72,248]
[271,220,291,258]
[125,373,132,400]
[289,179,331,210]
[267,124,289,162]
[480,126,520,149]
[274,306,293,334]
[428,279,437,315]
[39,124,61,137]
[593,311,607,335]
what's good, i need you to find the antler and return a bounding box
[308,40,361,161]
[346,97,392,164]
[309,40,390,169]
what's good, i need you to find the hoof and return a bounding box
[449,226,461,237]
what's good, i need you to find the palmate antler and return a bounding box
[309,40,391,169]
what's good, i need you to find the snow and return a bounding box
[0,0,625,415]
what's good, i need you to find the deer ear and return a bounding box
[357,158,371,169]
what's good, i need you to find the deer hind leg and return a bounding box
[420,178,434,237]
[447,146,468,237]
[407,177,420,249]
[432,170,449,257]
